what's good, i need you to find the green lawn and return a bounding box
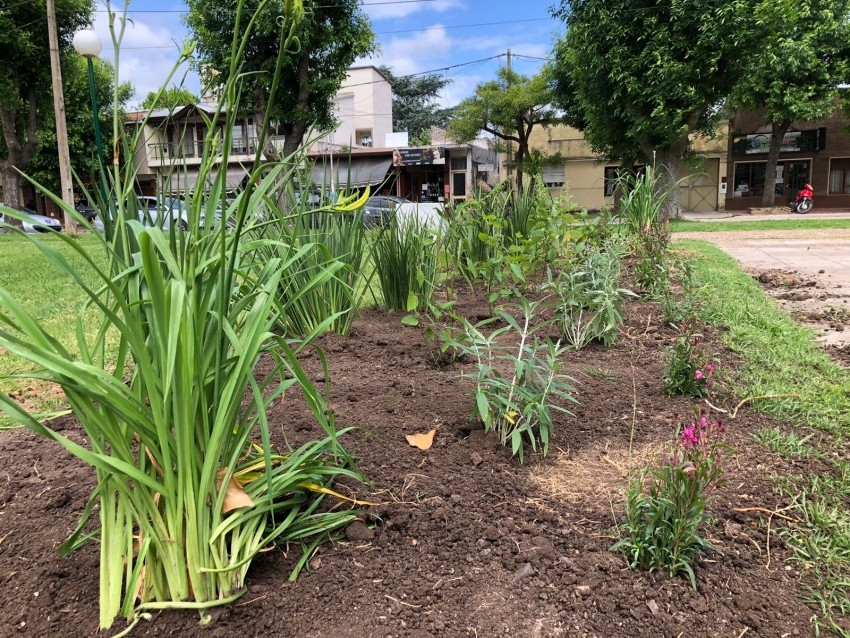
[0,233,106,426]
[670,217,850,233]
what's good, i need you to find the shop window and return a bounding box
[356,129,373,147]
[733,162,766,197]
[830,158,850,194]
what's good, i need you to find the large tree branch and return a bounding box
[0,101,22,160]
[481,124,520,144]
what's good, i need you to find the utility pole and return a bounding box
[506,49,513,189]
[46,0,76,235]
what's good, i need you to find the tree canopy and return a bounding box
[141,86,199,111]
[185,0,376,158]
[448,67,559,193]
[731,0,850,206]
[0,0,93,210]
[27,56,133,196]
[378,66,453,146]
[550,0,766,213]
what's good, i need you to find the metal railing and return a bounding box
[148,138,258,162]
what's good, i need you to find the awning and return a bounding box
[160,166,250,192]
[310,157,392,189]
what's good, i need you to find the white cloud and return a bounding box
[92,11,200,108]
[365,0,465,21]
[364,26,454,76]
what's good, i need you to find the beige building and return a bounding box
[128,66,394,196]
[324,66,393,150]
[525,124,729,212]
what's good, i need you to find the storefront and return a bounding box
[726,107,850,210]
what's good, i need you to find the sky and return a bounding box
[88,0,564,110]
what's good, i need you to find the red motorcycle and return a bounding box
[791,183,814,214]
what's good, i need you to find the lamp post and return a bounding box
[72,30,108,225]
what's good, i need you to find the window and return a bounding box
[450,156,467,171]
[733,162,767,197]
[356,129,373,147]
[830,159,850,194]
[541,165,565,188]
[231,123,246,154]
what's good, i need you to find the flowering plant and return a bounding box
[663,324,718,397]
[612,411,730,588]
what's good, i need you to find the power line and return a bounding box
[92,0,448,12]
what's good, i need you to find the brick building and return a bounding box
[726,107,850,210]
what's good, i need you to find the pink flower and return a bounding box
[695,370,704,380]
[681,425,699,449]
[706,362,715,374]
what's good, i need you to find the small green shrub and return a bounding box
[447,297,578,462]
[544,247,635,348]
[612,411,730,588]
[663,324,718,397]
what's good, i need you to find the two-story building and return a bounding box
[128,65,396,198]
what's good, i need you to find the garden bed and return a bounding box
[0,287,827,637]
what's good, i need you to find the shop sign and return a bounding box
[394,147,446,166]
[732,128,826,155]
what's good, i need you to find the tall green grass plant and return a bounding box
[0,1,363,630]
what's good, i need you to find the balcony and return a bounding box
[146,139,259,168]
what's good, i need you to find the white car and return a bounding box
[0,205,63,233]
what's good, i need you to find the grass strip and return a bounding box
[681,238,850,635]
[670,217,850,233]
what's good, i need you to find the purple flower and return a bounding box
[695,370,704,380]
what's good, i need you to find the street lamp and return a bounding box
[73,30,109,230]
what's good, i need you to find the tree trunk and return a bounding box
[761,119,792,208]
[0,85,38,228]
[1,166,24,230]
[653,143,685,219]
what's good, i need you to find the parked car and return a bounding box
[0,205,63,233]
[74,199,97,223]
[363,195,413,226]
[133,196,190,229]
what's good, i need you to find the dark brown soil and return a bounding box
[0,288,829,638]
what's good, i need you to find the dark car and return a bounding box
[363,196,411,226]
[74,200,97,223]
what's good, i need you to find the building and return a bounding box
[525,123,728,212]
[307,136,497,204]
[128,66,395,197]
[726,108,846,210]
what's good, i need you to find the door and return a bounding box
[785,161,810,201]
[683,158,719,212]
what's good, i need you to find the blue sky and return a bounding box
[89,0,563,109]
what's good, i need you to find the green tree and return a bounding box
[27,56,133,195]
[732,0,850,207]
[0,0,93,212]
[185,0,375,159]
[448,67,559,194]
[378,66,453,146]
[550,0,765,215]
[140,86,199,110]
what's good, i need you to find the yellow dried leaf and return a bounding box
[216,469,255,514]
[298,481,380,506]
[406,429,436,451]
